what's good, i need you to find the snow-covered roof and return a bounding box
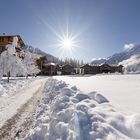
[0,34,16,36]
[81,64,102,69]
[45,62,56,66]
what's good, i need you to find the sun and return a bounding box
[62,38,73,49]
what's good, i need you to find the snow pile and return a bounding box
[26,78,140,140]
[54,75,140,114]
[0,77,33,96]
[120,54,140,74]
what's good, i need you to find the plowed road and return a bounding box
[0,77,47,140]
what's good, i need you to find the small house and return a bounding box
[80,64,93,74]
[80,64,100,74]
[36,56,47,70]
[100,63,123,73]
[92,65,100,74]
[44,63,57,75]
[80,63,123,74]
[61,64,74,75]
[100,63,112,73]
[114,65,123,73]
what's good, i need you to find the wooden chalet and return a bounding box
[80,64,93,74]
[80,64,100,74]
[112,65,123,73]
[61,64,74,75]
[36,56,47,71]
[36,56,62,76]
[0,34,25,54]
[100,63,123,73]
[80,63,123,74]
[42,62,57,75]
[100,63,112,73]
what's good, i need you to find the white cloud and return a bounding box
[124,44,135,50]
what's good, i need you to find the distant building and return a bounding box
[100,63,123,73]
[44,63,57,75]
[61,64,74,75]
[80,63,123,74]
[80,64,94,74]
[36,56,62,75]
[100,63,112,73]
[36,56,47,72]
[0,34,25,54]
[80,64,100,74]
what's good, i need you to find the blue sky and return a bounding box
[0,0,140,62]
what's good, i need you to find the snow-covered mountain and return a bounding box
[23,45,58,63]
[34,48,59,62]
[91,58,106,65]
[91,44,140,65]
[119,54,140,74]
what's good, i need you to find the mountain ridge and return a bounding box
[23,45,58,63]
[91,44,140,65]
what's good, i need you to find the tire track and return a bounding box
[0,78,47,140]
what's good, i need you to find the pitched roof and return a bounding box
[62,64,74,68]
[0,34,25,46]
[80,64,91,68]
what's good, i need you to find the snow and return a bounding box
[0,77,33,97]
[124,44,135,50]
[25,78,140,140]
[0,77,47,128]
[0,37,27,79]
[54,74,140,114]
[0,37,40,80]
[22,50,40,76]
[120,54,140,73]
[91,44,140,65]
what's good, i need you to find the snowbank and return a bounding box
[26,78,140,140]
[120,54,140,74]
[0,77,34,96]
[54,75,140,114]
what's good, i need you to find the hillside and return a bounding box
[23,45,58,63]
[91,44,140,65]
[119,54,140,74]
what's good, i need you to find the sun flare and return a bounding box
[62,38,73,49]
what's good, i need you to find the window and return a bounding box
[0,37,4,42]
[0,47,2,52]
